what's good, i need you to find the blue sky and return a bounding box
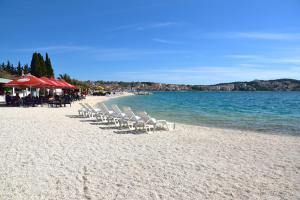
[0,0,300,84]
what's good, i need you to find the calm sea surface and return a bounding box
[107,91,300,135]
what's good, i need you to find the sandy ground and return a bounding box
[0,95,299,200]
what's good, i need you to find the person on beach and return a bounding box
[5,92,12,106]
[14,93,21,106]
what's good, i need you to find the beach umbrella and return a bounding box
[4,74,51,97]
[40,77,60,88]
[46,78,69,96]
[55,79,71,88]
[39,77,61,96]
[49,78,67,88]
[4,74,49,88]
[59,79,77,89]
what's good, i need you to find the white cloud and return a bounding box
[136,22,177,30]
[16,45,91,52]
[118,65,300,84]
[226,54,300,65]
[225,55,261,59]
[235,63,256,67]
[14,45,188,61]
[231,32,300,40]
[152,38,178,44]
[111,22,179,31]
[88,48,187,61]
[209,32,300,40]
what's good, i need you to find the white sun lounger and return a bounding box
[78,103,92,117]
[138,112,175,132]
[137,111,157,132]
[121,107,144,131]
[98,103,125,127]
[84,103,101,118]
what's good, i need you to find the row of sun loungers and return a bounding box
[78,103,175,133]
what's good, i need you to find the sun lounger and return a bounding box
[138,112,175,132]
[98,103,126,127]
[84,103,101,118]
[111,104,126,118]
[78,103,89,117]
[137,112,157,132]
[121,107,144,131]
[110,105,128,127]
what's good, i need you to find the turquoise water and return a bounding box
[107,91,300,135]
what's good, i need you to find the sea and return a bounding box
[106,91,300,136]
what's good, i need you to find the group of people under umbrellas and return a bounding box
[4,74,83,107]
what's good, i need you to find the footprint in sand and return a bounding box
[82,166,92,200]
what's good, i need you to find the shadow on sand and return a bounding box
[113,129,147,135]
[65,115,86,119]
[66,114,147,134]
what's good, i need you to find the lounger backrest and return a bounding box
[112,105,122,114]
[79,102,85,108]
[123,107,136,120]
[80,103,89,110]
[85,103,96,112]
[102,103,109,112]
[137,112,153,124]
[111,105,122,117]
[84,103,92,109]
[100,103,111,115]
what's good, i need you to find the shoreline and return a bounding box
[85,93,299,138]
[105,92,300,137]
[0,94,299,199]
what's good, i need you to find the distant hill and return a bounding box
[89,78,300,91]
[192,79,300,91]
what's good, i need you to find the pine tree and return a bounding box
[45,53,54,77]
[0,62,5,70]
[5,61,16,74]
[10,63,15,74]
[5,61,11,72]
[24,64,29,74]
[30,53,39,76]
[17,61,23,75]
[59,73,72,83]
[37,53,46,76]
[30,52,46,77]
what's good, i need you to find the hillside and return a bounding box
[192,79,300,91]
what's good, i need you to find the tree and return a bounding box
[5,61,11,72]
[37,53,46,76]
[11,63,15,74]
[0,62,5,71]
[24,64,29,74]
[6,61,17,74]
[30,52,46,77]
[59,73,72,83]
[58,73,89,89]
[30,53,39,76]
[17,61,23,75]
[45,53,54,77]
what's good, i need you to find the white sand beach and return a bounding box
[0,94,299,200]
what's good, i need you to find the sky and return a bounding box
[0,0,300,84]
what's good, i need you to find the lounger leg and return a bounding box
[114,118,120,128]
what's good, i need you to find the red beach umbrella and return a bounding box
[56,79,71,88]
[4,74,49,88]
[49,78,67,88]
[40,77,60,88]
[60,79,77,89]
